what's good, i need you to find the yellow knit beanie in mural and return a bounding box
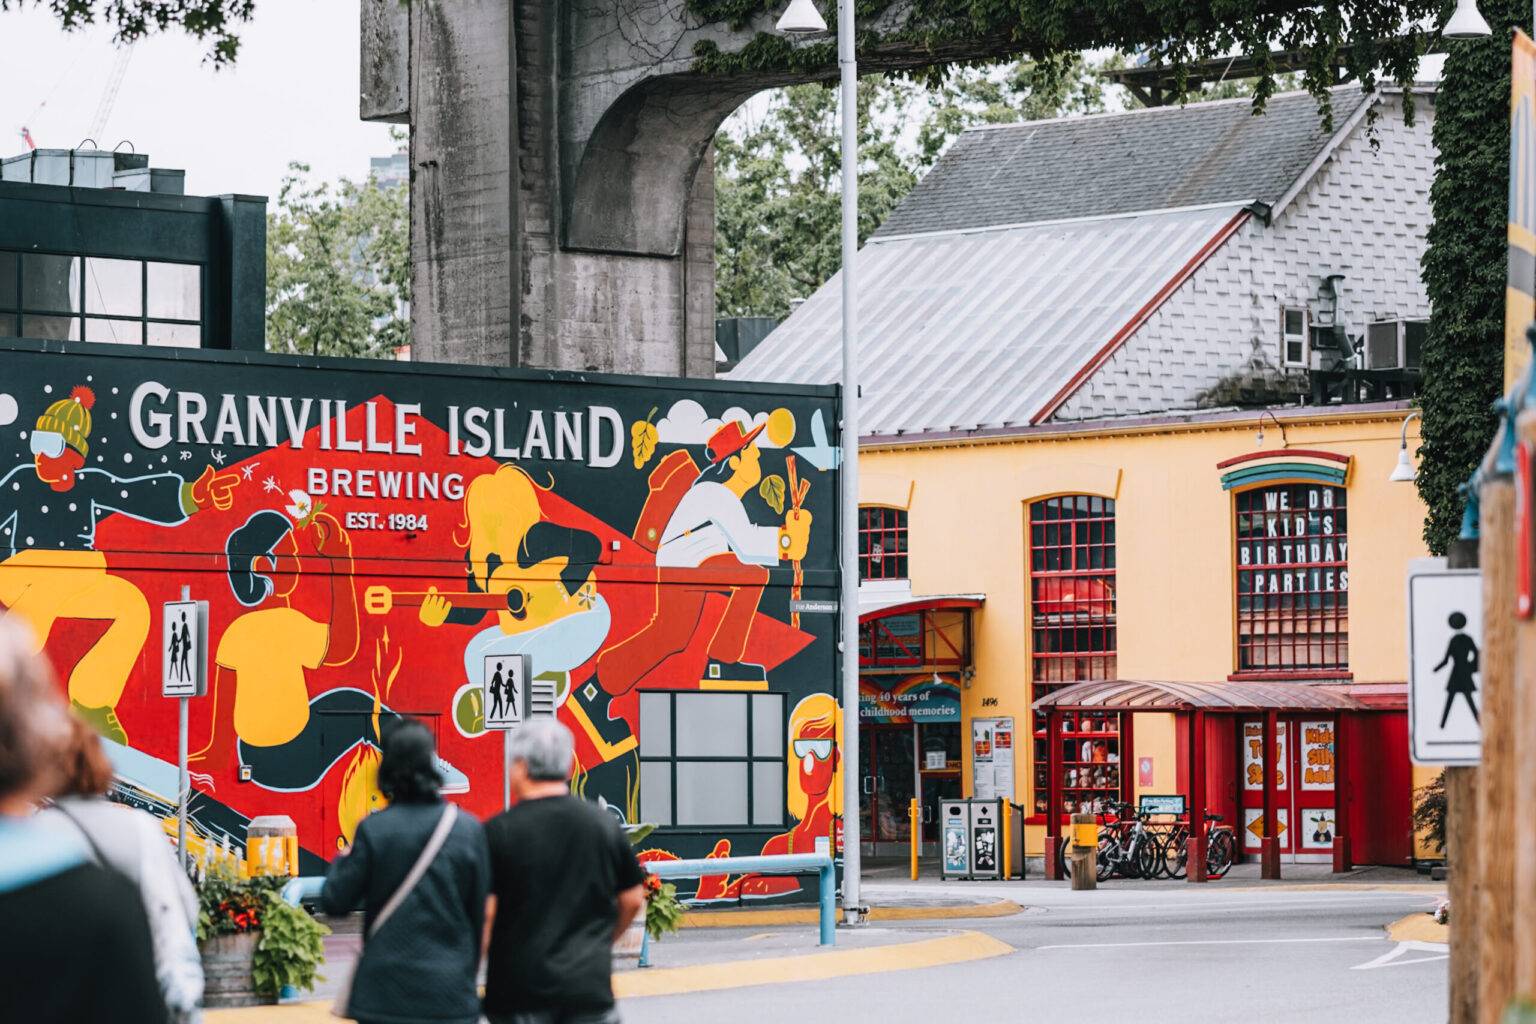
[34,385,95,458]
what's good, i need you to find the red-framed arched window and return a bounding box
[1234,482,1349,675]
[859,506,908,581]
[1028,495,1118,817]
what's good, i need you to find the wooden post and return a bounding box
[1262,709,1281,880]
[1188,710,1208,883]
[1477,473,1516,1024]
[1446,535,1481,1024]
[1512,412,1536,1002]
[1045,709,1063,881]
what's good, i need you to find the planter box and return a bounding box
[199,931,276,1008]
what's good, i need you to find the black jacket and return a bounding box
[322,800,490,1024]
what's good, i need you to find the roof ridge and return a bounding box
[961,83,1364,136]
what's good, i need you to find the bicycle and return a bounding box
[1097,802,1160,880]
[1159,813,1236,879]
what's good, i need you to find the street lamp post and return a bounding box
[776,0,862,922]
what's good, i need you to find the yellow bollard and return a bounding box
[1002,803,1013,881]
[909,798,921,881]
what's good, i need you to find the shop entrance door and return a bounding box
[1239,716,1340,863]
[859,725,914,857]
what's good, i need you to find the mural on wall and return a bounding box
[0,343,839,898]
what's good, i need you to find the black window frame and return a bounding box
[0,248,204,347]
[638,690,788,830]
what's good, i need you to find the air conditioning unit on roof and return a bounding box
[1363,319,1427,371]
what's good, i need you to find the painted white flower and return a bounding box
[286,490,314,521]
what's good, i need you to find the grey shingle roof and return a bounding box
[875,87,1367,238]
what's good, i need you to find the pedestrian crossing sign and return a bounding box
[483,654,531,730]
[161,599,208,698]
[1407,559,1482,765]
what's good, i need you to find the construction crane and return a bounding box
[85,44,134,145]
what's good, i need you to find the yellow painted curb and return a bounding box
[206,1001,332,1023]
[1387,912,1449,944]
[1220,883,1444,894]
[203,930,1017,1019]
[680,899,1024,928]
[615,929,1014,999]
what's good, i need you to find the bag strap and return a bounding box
[51,801,114,873]
[368,804,457,940]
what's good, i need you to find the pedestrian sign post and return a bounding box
[483,654,528,729]
[161,599,208,698]
[163,591,209,870]
[1407,559,1483,765]
[483,654,532,810]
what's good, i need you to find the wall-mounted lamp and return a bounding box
[1390,410,1421,482]
[1255,409,1287,449]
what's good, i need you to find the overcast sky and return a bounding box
[0,0,394,200]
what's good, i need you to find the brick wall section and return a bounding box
[1054,93,1435,421]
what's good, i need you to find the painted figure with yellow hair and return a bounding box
[419,464,608,693]
[0,384,240,743]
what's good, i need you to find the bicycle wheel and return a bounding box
[1163,827,1188,879]
[1096,831,1116,882]
[1059,836,1073,879]
[1135,833,1162,879]
[1206,829,1235,879]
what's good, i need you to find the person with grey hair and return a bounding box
[482,717,646,1024]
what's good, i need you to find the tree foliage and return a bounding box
[1,0,253,62]
[716,57,1108,317]
[1416,1,1528,555]
[265,161,410,359]
[688,0,1436,126]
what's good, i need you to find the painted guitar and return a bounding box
[363,556,596,633]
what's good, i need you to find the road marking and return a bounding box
[1036,936,1386,950]
[1351,941,1449,970]
[1031,897,1436,917]
[616,929,1014,998]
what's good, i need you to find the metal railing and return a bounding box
[640,853,837,966]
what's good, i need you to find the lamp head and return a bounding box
[1389,446,1416,482]
[1443,0,1492,40]
[776,0,827,34]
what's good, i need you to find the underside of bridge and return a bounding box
[360,0,1029,375]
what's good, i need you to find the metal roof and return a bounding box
[1031,678,1367,713]
[727,205,1245,435]
[875,87,1367,238]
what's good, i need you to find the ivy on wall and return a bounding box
[1417,0,1527,555]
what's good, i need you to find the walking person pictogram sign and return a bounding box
[482,654,529,730]
[161,599,208,698]
[1407,559,1483,765]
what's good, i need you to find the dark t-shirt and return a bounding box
[0,864,168,1024]
[483,795,646,1013]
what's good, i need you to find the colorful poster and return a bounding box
[858,672,961,723]
[1300,719,1336,791]
[0,340,837,898]
[1299,807,1338,849]
[970,716,1014,800]
[1507,31,1536,390]
[1242,720,1287,791]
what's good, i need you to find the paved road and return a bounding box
[621,881,1446,1024]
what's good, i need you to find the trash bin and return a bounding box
[941,801,970,880]
[968,799,1002,880]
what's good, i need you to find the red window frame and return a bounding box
[1027,495,1118,818]
[859,506,908,581]
[1233,483,1349,676]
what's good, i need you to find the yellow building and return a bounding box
[856,402,1430,866]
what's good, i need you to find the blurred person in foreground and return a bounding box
[0,618,167,1024]
[36,715,203,1022]
[482,717,647,1024]
[322,718,489,1024]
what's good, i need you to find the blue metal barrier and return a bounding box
[639,853,836,967]
[281,875,325,907]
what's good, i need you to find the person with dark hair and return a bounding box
[0,618,169,1024]
[37,716,203,1022]
[322,719,490,1024]
[482,718,647,1024]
